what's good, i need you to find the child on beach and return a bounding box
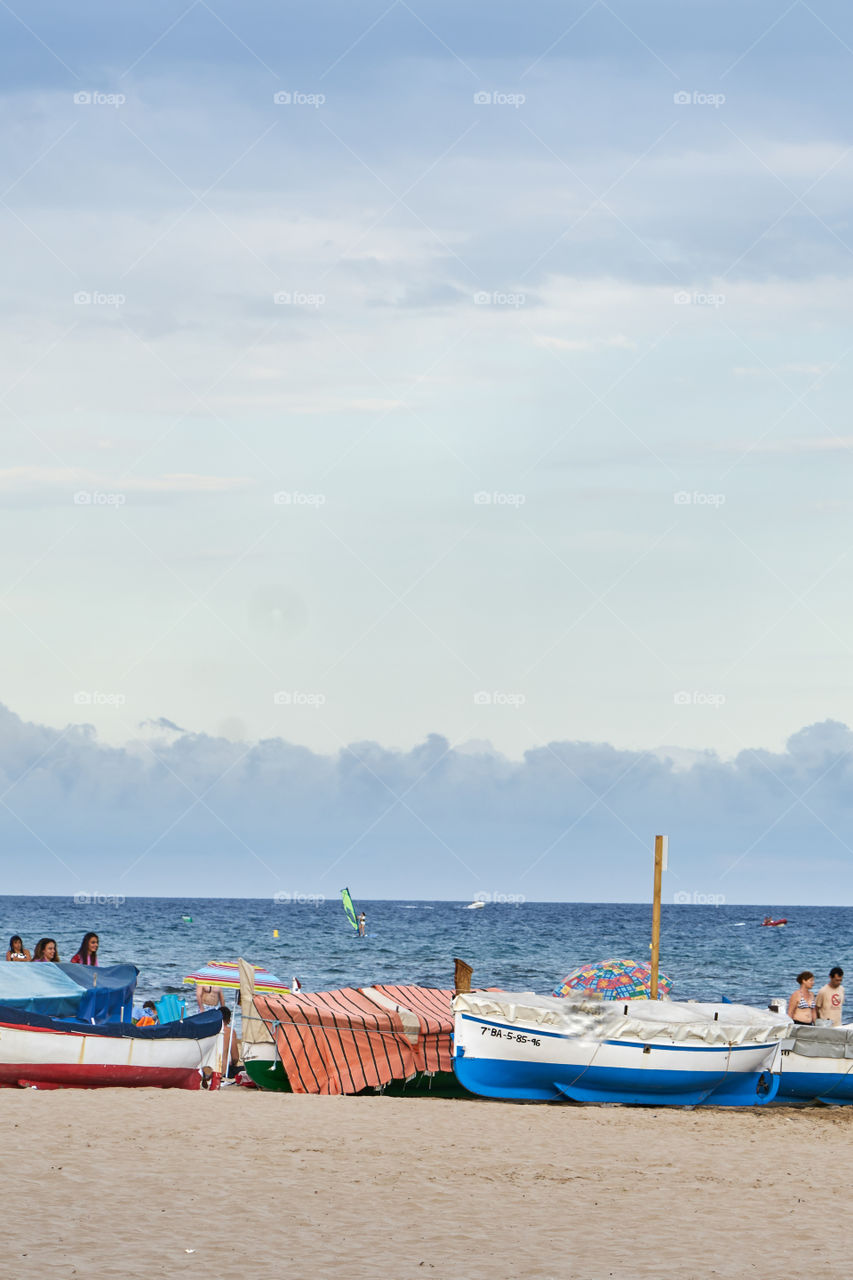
[32,938,59,962]
[6,936,31,961]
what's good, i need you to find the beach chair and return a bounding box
[156,993,185,1024]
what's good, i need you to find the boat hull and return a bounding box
[453,1011,780,1107]
[0,1015,221,1090]
[774,1040,853,1104]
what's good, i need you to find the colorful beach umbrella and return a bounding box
[554,958,672,1001]
[183,961,291,997]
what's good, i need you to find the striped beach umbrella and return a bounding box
[554,958,672,1001]
[183,961,291,997]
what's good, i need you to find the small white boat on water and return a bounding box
[452,991,789,1107]
[0,1006,223,1090]
[464,901,485,910]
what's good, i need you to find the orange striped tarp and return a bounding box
[253,985,454,1095]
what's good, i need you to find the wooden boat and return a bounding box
[452,991,788,1106]
[0,1005,223,1089]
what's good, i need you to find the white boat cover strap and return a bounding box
[452,992,790,1047]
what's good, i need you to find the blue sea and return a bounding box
[2,897,847,1010]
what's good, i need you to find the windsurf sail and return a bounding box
[341,887,359,931]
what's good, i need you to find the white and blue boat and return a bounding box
[452,991,788,1107]
[774,1024,853,1104]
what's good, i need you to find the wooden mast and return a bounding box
[650,835,667,999]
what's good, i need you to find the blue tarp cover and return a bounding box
[0,962,85,1016]
[59,963,138,1023]
[0,963,139,1022]
[0,1005,222,1039]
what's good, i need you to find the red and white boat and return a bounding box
[0,1005,223,1090]
[761,918,788,927]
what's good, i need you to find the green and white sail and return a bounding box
[341,887,358,931]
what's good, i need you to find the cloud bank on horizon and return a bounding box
[1,2,852,839]
[1,705,851,901]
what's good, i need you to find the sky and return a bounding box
[2,1,853,898]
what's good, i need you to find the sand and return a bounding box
[5,1089,850,1279]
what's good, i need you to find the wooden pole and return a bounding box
[650,835,666,1000]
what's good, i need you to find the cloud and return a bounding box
[2,703,853,901]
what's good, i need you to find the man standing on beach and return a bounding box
[816,967,845,1025]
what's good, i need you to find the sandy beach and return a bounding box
[6,1090,850,1280]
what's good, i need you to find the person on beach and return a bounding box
[32,938,59,962]
[358,912,366,937]
[788,971,817,1025]
[196,982,225,1012]
[816,967,845,1026]
[136,1001,159,1026]
[6,936,30,961]
[71,932,99,965]
[221,1007,239,1078]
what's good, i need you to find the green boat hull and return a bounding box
[243,1058,467,1098]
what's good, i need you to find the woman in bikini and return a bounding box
[6,935,31,961]
[788,971,817,1025]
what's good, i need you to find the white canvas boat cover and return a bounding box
[453,992,791,1047]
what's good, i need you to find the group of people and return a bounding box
[5,932,100,966]
[788,967,845,1025]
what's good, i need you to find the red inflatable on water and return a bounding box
[761,917,788,927]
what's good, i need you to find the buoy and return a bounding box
[273,929,279,938]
